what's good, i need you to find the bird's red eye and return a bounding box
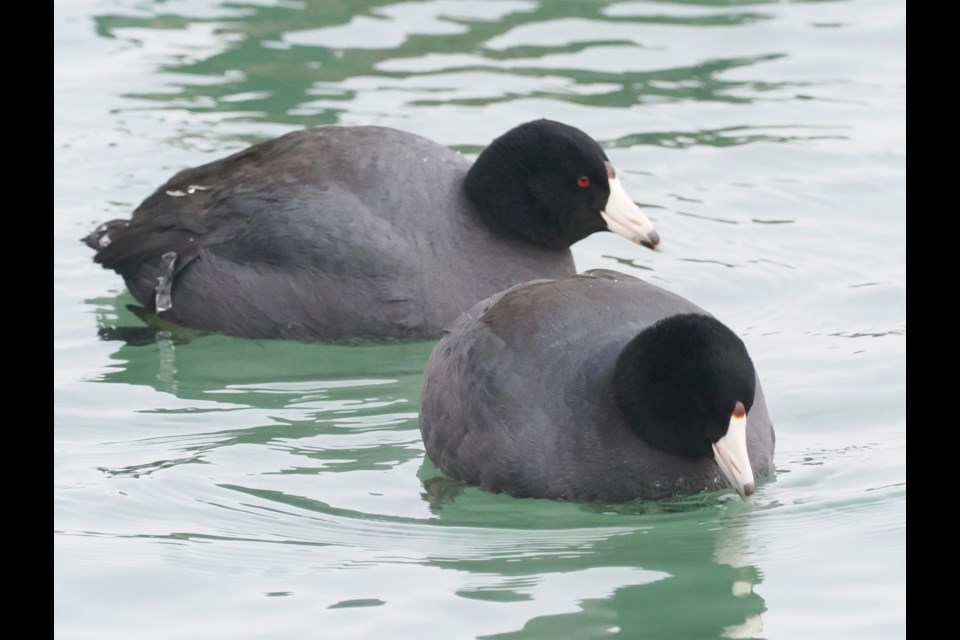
[577,176,590,188]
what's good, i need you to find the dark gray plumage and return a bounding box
[419,269,775,502]
[84,121,659,341]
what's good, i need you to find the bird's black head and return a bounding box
[613,313,757,459]
[464,119,660,251]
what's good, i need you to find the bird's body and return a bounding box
[86,121,658,341]
[420,269,775,502]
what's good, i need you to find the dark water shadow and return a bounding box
[89,292,434,398]
[472,520,766,639]
[87,292,434,476]
[422,483,768,639]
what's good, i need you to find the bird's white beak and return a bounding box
[712,401,756,498]
[600,161,660,250]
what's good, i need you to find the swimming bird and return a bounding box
[419,269,774,502]
[84,120,659,341]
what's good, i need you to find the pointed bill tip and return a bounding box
[601,174,660,251]
[639,230,661,251]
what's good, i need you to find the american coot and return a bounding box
[84,120,660,341]
[420,269,775,502]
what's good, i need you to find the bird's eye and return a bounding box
[577,176,590,188]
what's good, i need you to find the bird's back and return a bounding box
[420,270,775,501]
[88,126,575,340]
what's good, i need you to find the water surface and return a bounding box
[54,1,906,638]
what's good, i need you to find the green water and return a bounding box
[54,1,906,638]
